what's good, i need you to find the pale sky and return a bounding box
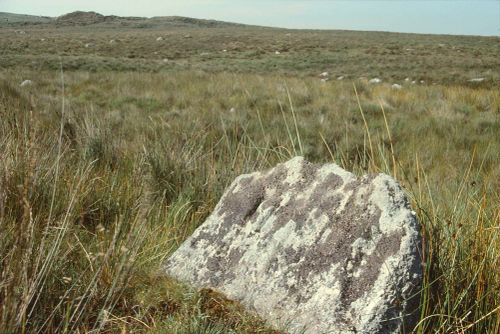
[1,0,499,36]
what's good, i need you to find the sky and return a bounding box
[1,0,499,36]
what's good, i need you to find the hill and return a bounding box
[0,12,52,24]
[55,11,121,25]
[0,10,246,28]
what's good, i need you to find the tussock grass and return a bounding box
[1,24,499,86]
[0,70,498,333]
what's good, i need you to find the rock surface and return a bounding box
[369,78,382,84]
[20,79,33,87]
[164,157,422,334]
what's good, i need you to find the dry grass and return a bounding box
[0,67,498,334]
[0,23,499,86]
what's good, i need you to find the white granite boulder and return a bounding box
[20,80,33,87]
[164,157,422,333]
[369,78,382,84]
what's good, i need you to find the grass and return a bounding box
[0,22,499,86]
[0,15,499,333]
[0,69,498,333]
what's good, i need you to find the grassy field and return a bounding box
[0,13,499,334]
[1,13,499,86]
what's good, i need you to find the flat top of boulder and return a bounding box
[164,157,422,334]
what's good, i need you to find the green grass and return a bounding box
[0,69,498,333]
[0,22,499,86]
[1,14,499,332]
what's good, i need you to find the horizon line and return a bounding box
[2,9,499,38]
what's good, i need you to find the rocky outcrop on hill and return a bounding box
[55,11,129,26]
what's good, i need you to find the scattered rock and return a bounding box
[404,78,410,82]
[319,72,329,78]
[163,58,169,63]
[156,36,163,41]
[164,157,422,334]
[223,49,227,52]
[392,84,402,90]
[20,80,33,87]
[109,39,115,44]
[369,78,382,84]
[275,51,281,55]
[337,76,345,81]
[229,107,236,113]
[184,34,192,39]
[411,81,416,84]
[320,78,329,83]
[420,80,425,84]
[85,43,92,48]
[468,78,485,83]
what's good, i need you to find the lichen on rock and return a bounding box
[164,157,422,334]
